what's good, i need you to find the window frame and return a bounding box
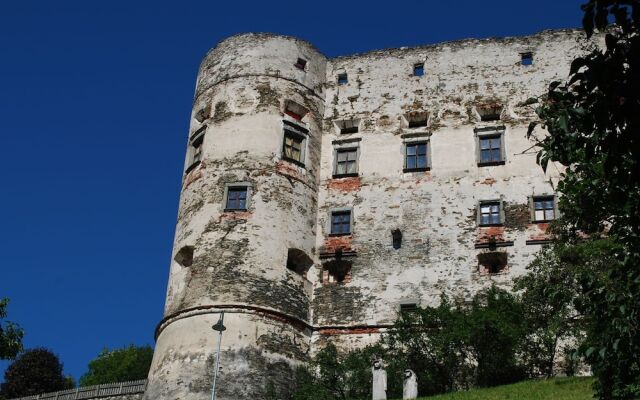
[477,199,505,227]
[328,208,353,236]
[529,194,558,222]
[333,146,360,178]
[185,127,206,174]
[281,120,309,167]
[403,140,431,172]
[223,183,251,212]
[475,127,506,166]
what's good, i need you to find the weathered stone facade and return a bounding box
[146,30,591,399]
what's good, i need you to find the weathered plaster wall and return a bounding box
[147,30,595,399]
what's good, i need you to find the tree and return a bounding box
[0,348,73,398]
[79,344,153,387]
[526,0,640,397]
[0,298,23,360]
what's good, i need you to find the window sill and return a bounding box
[223,208,248,212]
[184,161,201,174]
[332,173,359,179]
[478,223,504,228]
[403,167,430,173]
[282,157,306,168]
[328,232,351,237]
[478,161,505,167]
[532,219,554,223]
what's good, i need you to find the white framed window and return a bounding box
[223,182,251,211]
[185,127,205,173]
[530,195,558,222]
[477,199,504,226]
[475,127,506,166]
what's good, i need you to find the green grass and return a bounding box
[418,377,594,400]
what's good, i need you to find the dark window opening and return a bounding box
[286,248,313,276]
[294,58,307,70]
[340,126,358,134]
[392,229,402,249]
[194,105,211,123]
[283,131,304,164]
[521,52,533,66]
[479,201,501,226]
[479,135,503,164]
[331,210,351,235]
[477,251,508,274]
[337,119,360,134]
[335,148,358,176]
[406,112,429,128]
[226,187,248,211]
[337,73,348,85]
[533,196,555,221]
[400,303,418,314]
[478,106,502,122]
[323,258,352,283]
[405,142,428,171]
[174,246,194,267]
[413,63,424,76]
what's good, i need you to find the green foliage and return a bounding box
[526,1,640,397]
[0,348,73,398]
[0,298,23,360]
[79,344,153,387]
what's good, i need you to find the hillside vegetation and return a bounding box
[420,377,593,400]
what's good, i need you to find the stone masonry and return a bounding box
[145,29,594,399]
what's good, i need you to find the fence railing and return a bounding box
[9,379,147,400]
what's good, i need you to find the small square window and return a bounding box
[413,63,424,77]
[335,148,358,176]
[337,73,348,85]
[521,52,533,66]
[331,210,351,235]
[479,201,502,226]
[283,130,305,165]
[478,133,504,165]
[400,303,418,314]
[404,142,429,171]
[294,58,307,70]
[225,187,248,211]
[533,196,555,222]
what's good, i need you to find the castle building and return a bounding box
[144,30,588,399]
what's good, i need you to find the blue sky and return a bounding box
[0,0,584,383]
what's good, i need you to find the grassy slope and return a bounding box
[419,377,594,400]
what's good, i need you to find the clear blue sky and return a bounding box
[0,0,584,384]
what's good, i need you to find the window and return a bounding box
[479,201,502,226]
[413,63,424,76]
[532,196,556,222]
[283,131,305,164]
[400,303,418,314]
[174,246,194,268]
[330,210,352,235]
[479,135,503,164]
[294,58,307,70]
[404,142,429,171]
[186,128,205,173]
[477,251,508,274]
[334,148,358,176]
[521,52,533,66]
[225,186,248,211]
[337,73,348,85]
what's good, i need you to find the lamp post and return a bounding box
[210,312,226,400]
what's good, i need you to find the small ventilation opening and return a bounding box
[174,246,194,267]
[286,248,313,275]
[323,258,353,284]
[284,100,308,122]
[477,251,508,274]
[294,58,307,70]
[337,73,348,85]
[392,229,402,249]
[337,119,360,134]
[405,112,429,128]
[477,106,503,122]
[194,105,211,123]
[413,63,424,77]
[521,52,533,66]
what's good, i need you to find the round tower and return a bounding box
[145,34,327,399]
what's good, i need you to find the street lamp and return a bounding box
[210,312,226,400]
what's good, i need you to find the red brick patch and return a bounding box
[327,176,361,192]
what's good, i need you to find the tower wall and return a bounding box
[145,34,327,400]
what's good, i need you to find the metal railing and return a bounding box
[9,379,147,400]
